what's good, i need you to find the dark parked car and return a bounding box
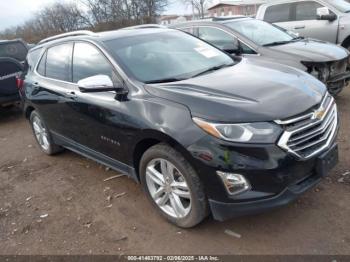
[171,17,350,96]
[22,28,339,228]
[0,39,29,107]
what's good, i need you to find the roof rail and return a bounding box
[121,24,167,30]
[212,16,247,21]
[38,30,96,44]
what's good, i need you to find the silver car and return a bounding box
[171,16,350,95]
[256,0,350,49]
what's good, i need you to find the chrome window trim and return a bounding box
[33,39,130,89]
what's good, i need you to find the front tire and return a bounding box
[140,143,209,228]
[29,111,63,155]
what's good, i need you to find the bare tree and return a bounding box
[0,0,170,43]
[183,0,211,19]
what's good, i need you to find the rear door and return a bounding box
[30,42,76,136]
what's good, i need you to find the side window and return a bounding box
[73,42,117,83]
[179,27,194,35]
[46,43,73,82]
[37,51,47,76]
[27,48,42,72]
[295,1,323,21]
[198,27,235,50]
[265,4,292,23]
[240,42,256,55]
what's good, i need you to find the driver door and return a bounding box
[63,42,128,161]
[292,1,338,43]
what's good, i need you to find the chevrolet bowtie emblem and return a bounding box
[312,108,326,120]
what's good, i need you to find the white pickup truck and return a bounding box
[256,0,350,49]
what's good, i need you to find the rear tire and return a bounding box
[139,143,209,228]
[29,111,63,155]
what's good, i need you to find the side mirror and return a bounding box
[78,75,118,93]
[317,7,337,21]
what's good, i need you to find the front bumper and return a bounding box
[209,167,322,221]
[187,134,338,221]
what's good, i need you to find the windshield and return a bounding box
[327,0,350,13]
[225,19,295,46]
[104,30,234,83]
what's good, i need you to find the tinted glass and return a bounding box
[104,31,233,83]
[265,4,292,23]
[27,48,42,72]
[296,1,323,21]
[198,27,236,50]
[0,41,28,62]
[46,43,73,82]
[226,19,293,46]
[180,27,194,34]
[73,43,115,83]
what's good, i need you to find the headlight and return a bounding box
[193,118,282,143]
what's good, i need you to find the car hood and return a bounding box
[145,59,326,123]
[269,39,349,62]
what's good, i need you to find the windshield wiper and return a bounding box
[190,63,234,78]
[144,77,186,84]
[263,40,293,47]
[263,37,304,47]
[292,36,304,40]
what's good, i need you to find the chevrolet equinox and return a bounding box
[22,28,339,228]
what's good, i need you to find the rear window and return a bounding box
[0,41,28,62]
[265,3,292,23]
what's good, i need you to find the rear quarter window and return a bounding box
[26,48,42,72]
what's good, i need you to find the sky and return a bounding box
[0,0,205,31]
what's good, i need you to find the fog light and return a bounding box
[217,171,251,195]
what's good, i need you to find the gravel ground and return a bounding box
[0,88,349,255]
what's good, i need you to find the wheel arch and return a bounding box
[132,130,195,180]
[341,35,350,49]
[24,105,36,119]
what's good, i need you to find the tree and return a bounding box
[0,0,170,43]
[183,0,211,19]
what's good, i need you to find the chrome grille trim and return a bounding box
[275,94,338,160]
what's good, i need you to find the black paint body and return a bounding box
[22,29,337,221]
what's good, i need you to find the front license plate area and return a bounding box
[316,144,339,178]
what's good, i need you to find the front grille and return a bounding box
[276,94,338,160]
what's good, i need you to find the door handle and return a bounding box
[65,91,78,99]
[294,25,305,30]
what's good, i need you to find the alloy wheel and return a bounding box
[32,116,50,151]
[145,158,192,219]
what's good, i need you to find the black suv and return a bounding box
[0,39,29,107]
[22,28,339,228]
